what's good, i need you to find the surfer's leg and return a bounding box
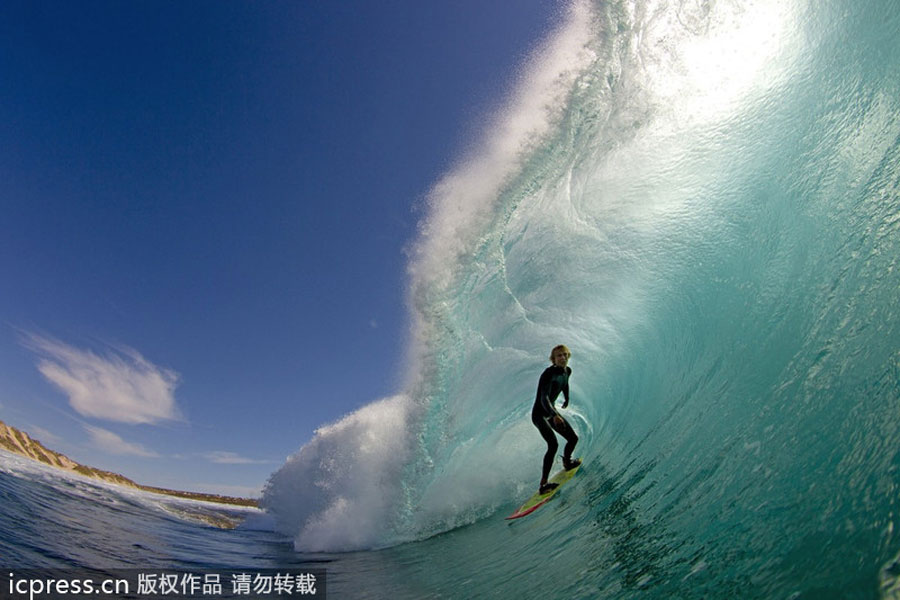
[551,416,579,465]
[532,414,558,485]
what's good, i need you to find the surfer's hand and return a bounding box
[562,400,569,409]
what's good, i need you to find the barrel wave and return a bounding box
[262,0,900,596]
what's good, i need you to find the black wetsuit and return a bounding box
[531,365,579,483]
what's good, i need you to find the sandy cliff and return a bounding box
[0,419,257,509]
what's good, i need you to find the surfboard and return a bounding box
[506,460,582,520]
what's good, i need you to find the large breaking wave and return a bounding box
[261,6,900,595]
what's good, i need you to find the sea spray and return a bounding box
[261,395,413,551]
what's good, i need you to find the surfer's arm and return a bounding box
[540,392,557,417]
[537,370,557,417]
[561,367,572,408]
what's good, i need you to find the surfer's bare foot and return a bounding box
[539,482,559,494]
[563,457,581,471]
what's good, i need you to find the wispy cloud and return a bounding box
[27,425,62,446]
[193,483,262,498]
[22,333,182,425]
[202,451,272,465]
[84,425,159,458]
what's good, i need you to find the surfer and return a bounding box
[532,344,581,494]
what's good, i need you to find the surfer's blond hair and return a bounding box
[549,344,571,362]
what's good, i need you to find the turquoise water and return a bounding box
[4,0,900,598]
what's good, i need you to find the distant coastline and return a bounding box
[0,419,258,508]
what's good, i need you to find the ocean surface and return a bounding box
[4,0,900,597]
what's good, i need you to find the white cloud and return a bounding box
[85,425,159,458]
[23,334,182,425]
[202,451,271,465]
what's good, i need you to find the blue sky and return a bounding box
[0,1,559,496]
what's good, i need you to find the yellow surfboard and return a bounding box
[506,460,582,520]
